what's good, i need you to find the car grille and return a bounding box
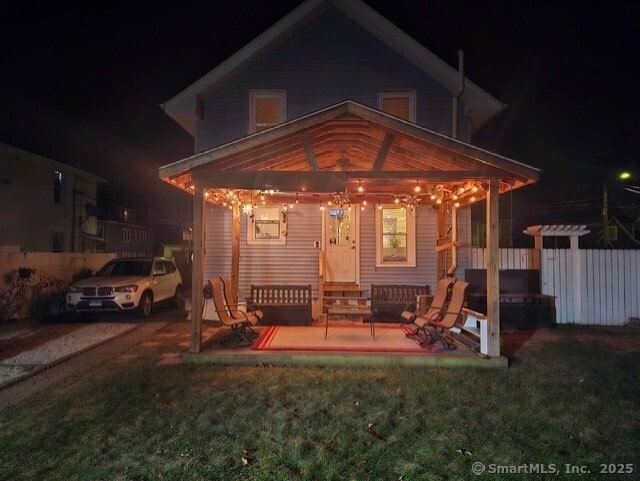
[82,287,114,296]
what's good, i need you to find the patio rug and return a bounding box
[253,325,441,353]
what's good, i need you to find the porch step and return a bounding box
[322,283,370,320]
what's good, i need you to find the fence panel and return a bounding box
[471,247,640,326]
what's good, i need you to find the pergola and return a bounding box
[159,101,540,358]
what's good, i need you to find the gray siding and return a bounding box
[205,204,322,300]
[205,203,471,300]
[197,9,456,152]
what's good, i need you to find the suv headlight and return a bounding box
[68,285,82,293]
[115,285,139,293]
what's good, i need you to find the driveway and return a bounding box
[0,305,189,409]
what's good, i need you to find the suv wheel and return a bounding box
[172,285,184,308]
[136,291,153,318]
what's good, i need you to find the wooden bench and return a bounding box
[249,285,312,326]
[370,284,431,323]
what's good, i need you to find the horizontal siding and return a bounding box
[205,204,476,301]
[203,207,232,285]
[239,204,322,300]
[197,9,453,152]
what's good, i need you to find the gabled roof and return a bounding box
[161,0,505,137]
[159,101,538,207]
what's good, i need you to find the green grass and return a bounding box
[0,324,639,480]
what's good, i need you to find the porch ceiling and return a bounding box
[159,101,540,207]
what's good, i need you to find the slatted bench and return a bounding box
[370,284,432,323]
[249,284,312,326]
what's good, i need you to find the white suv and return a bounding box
[66,257,183,318]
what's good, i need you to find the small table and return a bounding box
[325,306,374,339]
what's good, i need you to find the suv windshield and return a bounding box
[98,260,152,276]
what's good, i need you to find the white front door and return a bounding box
[323,205,359,283]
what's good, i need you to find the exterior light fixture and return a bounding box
[620,172,631,180]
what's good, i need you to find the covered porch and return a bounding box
[159,101,540,362]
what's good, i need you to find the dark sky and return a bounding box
[2,1,639,223]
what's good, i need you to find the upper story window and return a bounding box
[53,170,63,204]
[378,90,416,122]
[249,90,286,133]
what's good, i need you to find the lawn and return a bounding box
[0,323,638,480]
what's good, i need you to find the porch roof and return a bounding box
[158,100,540,207]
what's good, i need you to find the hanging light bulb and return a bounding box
[295,193,299,204]
[358,179,364,193]
[320,203,325,211]
[414,180,421,193]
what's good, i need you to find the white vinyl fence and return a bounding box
[471,248,640,326]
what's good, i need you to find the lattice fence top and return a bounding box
[523,224,590,237]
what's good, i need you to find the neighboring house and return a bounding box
[96,204,153,258]
[158,0,541,356]
[0,143,105,252]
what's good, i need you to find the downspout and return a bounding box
[452,49,465,139]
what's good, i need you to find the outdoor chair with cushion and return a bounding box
[420,280,469,350]
[209,278,260,347]
[402,277,454,337]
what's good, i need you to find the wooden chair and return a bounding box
[403,277,454,337]
[209,278,259,347]
[421,281,469,350]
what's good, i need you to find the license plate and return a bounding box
[89,300,102,307]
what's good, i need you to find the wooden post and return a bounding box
[437,203,447,279]
[190,183,206,353]
[231,203,241,304]
[570,235,583,323]
[486,178,500,357]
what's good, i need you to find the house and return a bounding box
[158,0,540,357]
[0,143,106,252]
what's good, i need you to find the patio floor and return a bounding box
[184,322,508,369]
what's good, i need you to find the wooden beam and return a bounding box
[191,170,505,192]
[486,178,500,357]
[373,133,394,170]
[300,133,320,171]
[190,186,205,354]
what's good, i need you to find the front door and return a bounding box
[324,205,359,283]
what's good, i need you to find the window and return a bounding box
[248,205,287,245]
[249,90,286,133]
[375,206,416,267]
[378,90,416,122]
[53,170,63,203]
[122,228,131,243]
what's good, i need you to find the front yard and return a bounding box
[0,322,638,480]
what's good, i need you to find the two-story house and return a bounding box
[158,0,540,356]
[0,143,105,252]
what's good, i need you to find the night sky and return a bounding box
[2,1,639,227]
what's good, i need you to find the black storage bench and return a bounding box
[370,284,431,323]
[249,285,312,326]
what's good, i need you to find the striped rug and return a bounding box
[253,325,440,353]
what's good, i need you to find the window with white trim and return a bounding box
[375,205,416,267]
[247,205,287,245]
[378,90,416,122]
[249,90,286,133]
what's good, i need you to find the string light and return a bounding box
[414,180,421,193]
[358,180,364,193]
